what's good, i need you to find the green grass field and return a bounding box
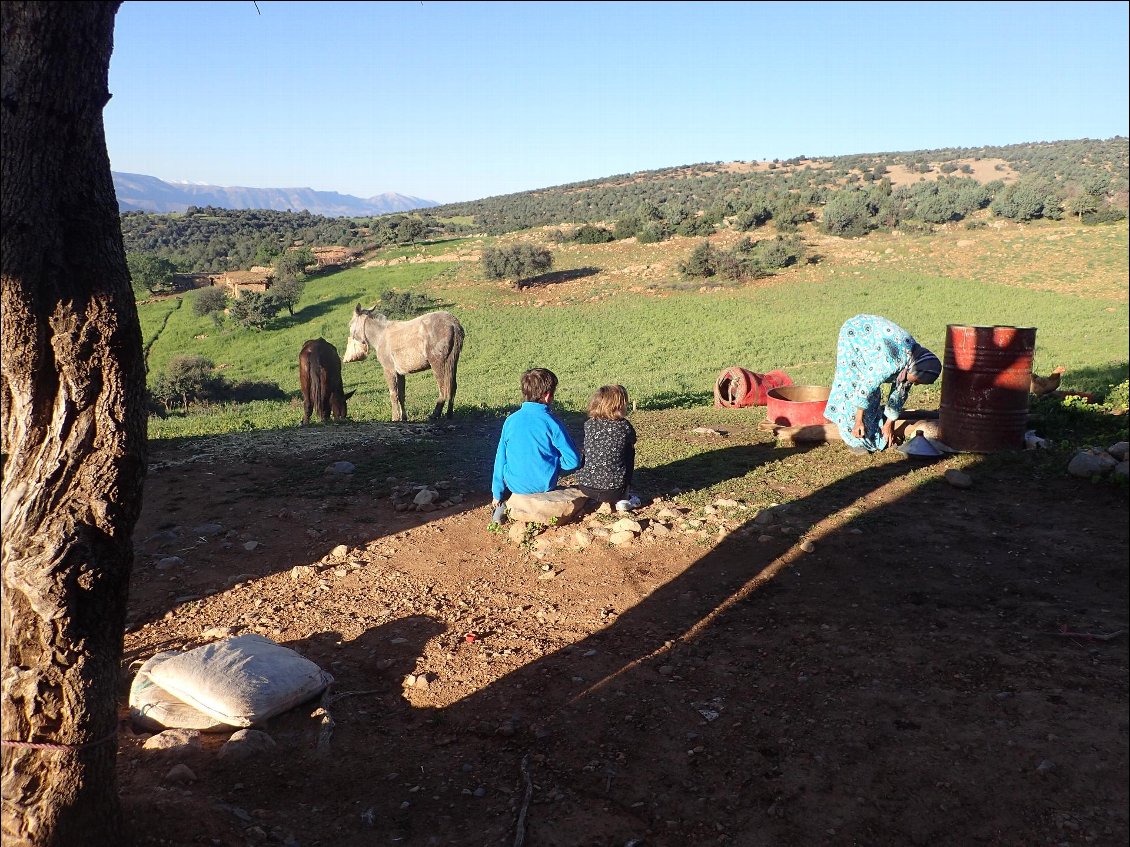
[141,219,1129,441]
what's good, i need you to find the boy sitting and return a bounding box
[490,368,581,522]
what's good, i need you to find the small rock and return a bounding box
[155,556,184,570]
[508,522,528,544]
[164,763,197,783]
[650,523,671,537]
[596,501,613,515]
[192,522,223,537]
[690,427,725,436]
[573,529,593,549]
[1108,441,1129,462]
[413,489,439,506]
[324,461,355,475]
[1036,759,1056,775]
[218,729,277,761]
[608,530,636,545]
[331,544,349,558]
[758,534,775,542]
[290,565,314,581]
[799,539,816,553]
[203,626,236,639]
[714,498,740,509]
[143,729,203,755]
[944,469,974,489]
[610,518,642,534]
[242,541,260,552]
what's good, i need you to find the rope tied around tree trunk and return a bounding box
[1,726,119,753]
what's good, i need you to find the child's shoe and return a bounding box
[491,503,507,524]
[614,499,633,513]
[626,494,642,509]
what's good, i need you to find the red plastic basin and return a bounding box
[765,385,830,427]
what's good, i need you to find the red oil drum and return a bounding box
[939,324,1036,452]
[714,368,792,408]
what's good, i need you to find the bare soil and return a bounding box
[119,419,1129,847]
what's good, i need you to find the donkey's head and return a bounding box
[330,388,357,421]
[343,304,374,363]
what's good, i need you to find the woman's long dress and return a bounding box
[825,314,916,451]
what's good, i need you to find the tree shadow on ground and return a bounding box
[260,450,1128,847]
[518,267,600,289]
[270,294,356,330]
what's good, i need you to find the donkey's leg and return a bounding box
[429,358,454,420]
[444,353,459,418]
[384,367,405,422]
[429,365,445,420]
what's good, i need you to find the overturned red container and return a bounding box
[939,324,1036,452]
[714,368,792,408]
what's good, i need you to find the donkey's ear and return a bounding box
[354,303,363,315]
[343,390,356,401]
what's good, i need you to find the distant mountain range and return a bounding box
[112,172,438,217]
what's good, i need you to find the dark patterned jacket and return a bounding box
[576,418,636,491]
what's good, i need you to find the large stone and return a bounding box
[1067,449,1118,478]
[506,488,588,525]
[1107,441,1129,462]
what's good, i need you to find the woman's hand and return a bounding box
[880,419,895,448]
[852,409,866,439]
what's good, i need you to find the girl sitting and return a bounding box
[575,384,640,512]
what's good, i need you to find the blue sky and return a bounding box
[105,0,1129,204]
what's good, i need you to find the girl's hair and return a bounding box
[521,368,558,402]
[588,384,629,420]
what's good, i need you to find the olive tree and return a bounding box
[2,3,147,846]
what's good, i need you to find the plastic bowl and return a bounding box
[765,385,831,427]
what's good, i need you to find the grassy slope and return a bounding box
[140,218,1128,440]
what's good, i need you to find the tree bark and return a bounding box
[1,3,145,846]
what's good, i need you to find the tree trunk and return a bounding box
[1,3,146,846]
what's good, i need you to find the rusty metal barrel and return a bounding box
[939,324,1036,452]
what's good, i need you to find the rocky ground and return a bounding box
[118,418,1128,847]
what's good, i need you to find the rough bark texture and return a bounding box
[1,3,146,845]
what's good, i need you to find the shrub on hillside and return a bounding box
[378,289,440,319]
[675,216,716,237]
[990,179,1061,222]
[573,224,615,244]
[752,235,807,270]
[635,222,671,244]
[151,354,229,410]
[229,291,284,329]
[679,241,766,281]
[481,243,554,287]
[822,190,878,237]
[613,215,641,239]
[1082,207,1127,225]
[193,286,228,323]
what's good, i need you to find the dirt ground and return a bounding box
[118,417,1129,847]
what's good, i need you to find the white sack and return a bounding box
[129,650,229,733]
[147,634,332,728]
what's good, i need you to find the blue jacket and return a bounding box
[491,402,581,501]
